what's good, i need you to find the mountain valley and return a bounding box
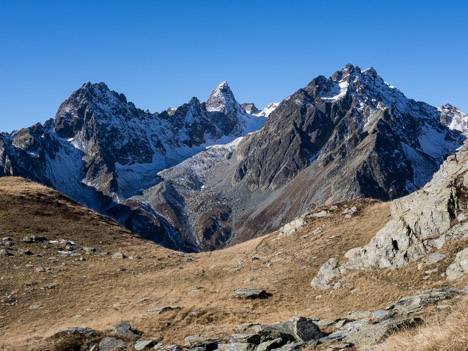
[2,64,468,350]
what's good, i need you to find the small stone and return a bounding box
[134,339,155,350]
[112,252,126,259]
[146,306,180,315]
[1,240,13,247]
[0,249,11,256]
[83,247,97,254]
[29,305,42,310]
[36,267,46,273]
[18,249,33,256]
[22,236,47,243]
[1,295,17,305]
[232,288,271,299]
[137,298,150,304]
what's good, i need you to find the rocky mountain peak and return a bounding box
[205,81,245,116]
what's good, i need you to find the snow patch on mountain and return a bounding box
[254,103,280,117]
[439,104,468,136]
[157,137,243,191]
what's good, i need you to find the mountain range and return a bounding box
[1,64,467,252]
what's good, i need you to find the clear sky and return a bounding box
[1,0,467,133]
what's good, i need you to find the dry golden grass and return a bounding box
[372,296,468,351]
[0,177,467,350]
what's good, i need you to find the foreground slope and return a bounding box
[2,177,467,350]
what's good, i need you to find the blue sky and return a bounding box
[1,0,467,132]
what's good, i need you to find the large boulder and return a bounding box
[255,317,323,343]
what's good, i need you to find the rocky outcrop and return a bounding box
[311,148,468,290]
[342,149,468,270]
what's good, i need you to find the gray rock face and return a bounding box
[233,64,464,194]
[446,247,468,280]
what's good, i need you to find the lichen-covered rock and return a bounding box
[446,247,468,280]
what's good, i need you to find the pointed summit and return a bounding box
[205,81,244,115]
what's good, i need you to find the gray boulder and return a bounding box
[112,322,140,340]
[99,337,128,351]
[22,235,47,243]
[446,247,468,280]
[255,317,322,343]
[311,258,341,290]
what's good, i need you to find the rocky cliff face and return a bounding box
[233,64,464,194]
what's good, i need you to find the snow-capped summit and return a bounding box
[205,81,245,116]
